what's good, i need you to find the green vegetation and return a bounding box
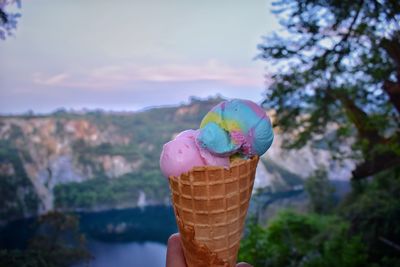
[2,0,398,266]
[54,170,169,209]
[238,1,400,265]
[240,166,400,267]
[239,211,368,267]
[259,0,400,179]
[0,140,39,220]
[340,167,400,265]
[305,169,335,214]
[0,212,91,267]
[1,97,224,214]
[87,142,141,159]
[53,97,222,210]
[0,0,21,41]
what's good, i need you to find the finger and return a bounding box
[166,233,187,267]
[236,262,253,267]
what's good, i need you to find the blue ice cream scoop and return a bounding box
[197,99,274,157]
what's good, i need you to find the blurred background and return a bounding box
[0,0,399,267]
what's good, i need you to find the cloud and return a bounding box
[33,73,69,85]
[32,60,266,90]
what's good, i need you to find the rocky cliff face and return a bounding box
[0,98,223,221]
[0,117,141,214]
[0,98,353,222]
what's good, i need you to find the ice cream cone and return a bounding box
[168,156,259,267]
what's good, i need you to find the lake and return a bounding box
[0,206,177,267]
[75,239,167,267]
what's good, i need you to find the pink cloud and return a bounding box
[33,73,70,85]
[32,60,268,90]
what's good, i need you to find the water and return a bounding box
[76,239,167,267]
[1,206,177,267]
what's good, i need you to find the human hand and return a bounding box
[166,233,252,267]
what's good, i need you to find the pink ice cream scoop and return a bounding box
[178,130,230,167]
[160,130,229,178]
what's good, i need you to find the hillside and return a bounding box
[0,97,351,223]
[0,97,220,219]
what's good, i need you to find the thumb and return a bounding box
[166,233,187,267]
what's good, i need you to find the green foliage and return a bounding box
[239,211,368,267]
[0,212,91,267]
[0,140,39,220]
[0,0,21,40]
[305,168,335,214]
[0,97,224,214]
[90,142,139,157]
[260,0,400,178]
[52,97,222,210]
[242,2,400,265]
[339,166,400,265]
[242,166,400,267]
[0,249,59,267]
[54,170,169,209]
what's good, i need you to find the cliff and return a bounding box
[0,97,352,223]
[0,98,224,221]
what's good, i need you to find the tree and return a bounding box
[0,212,91,267]
[305,168,335,214]
[259,0,400,179]
[238,211,368,267]
[0,0,21,40]
[339,166,400,265]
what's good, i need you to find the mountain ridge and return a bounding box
[0,97,352,224]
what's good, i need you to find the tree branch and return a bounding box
[381,34,400,113]
[318,0,364,64]
[327,89,383,143]
[353,151,400,179]
[379,236,400,251]
[383,80,400,113]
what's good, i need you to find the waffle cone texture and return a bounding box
[168,156,259,267]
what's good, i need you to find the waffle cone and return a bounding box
[168,156,259,267]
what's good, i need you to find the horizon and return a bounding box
[0,94,229,116]
[0,0,280,114]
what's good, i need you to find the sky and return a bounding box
[0,0,280,114]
